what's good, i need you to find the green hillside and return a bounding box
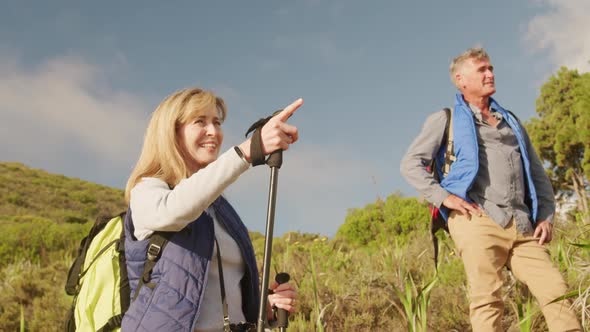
[0,162,126,331]
[0,162,126,224]
[0,162,588,331]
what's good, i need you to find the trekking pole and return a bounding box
[245,108,294,332]
[256,148,283,332]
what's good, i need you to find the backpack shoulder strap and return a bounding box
[97,314,124,332]
[430,108,454,271]
[442,107,456,176]
[432,108,455,180]
[132,231,174,302]
[441,107,451,147]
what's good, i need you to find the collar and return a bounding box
[468,103,503,123]
[455,93,504,123]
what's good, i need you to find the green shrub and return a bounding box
[0,216,90,265]
[6,193,28,207]
[337,194,429,247]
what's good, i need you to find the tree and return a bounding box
[526,67,590,222]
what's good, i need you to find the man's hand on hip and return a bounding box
[533,220,553,245]
[442,194,483,217]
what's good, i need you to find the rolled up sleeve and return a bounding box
[400,110,451,207]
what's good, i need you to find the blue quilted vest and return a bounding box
[435,94,539,224]
[121,196,260,331]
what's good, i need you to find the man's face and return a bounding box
[456,57,496,98]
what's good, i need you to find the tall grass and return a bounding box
[547,228,590,328]
[389,267,438,332]
[3,229,589,331]
[2,215,589,331]
[507,278,543,332]
[309,252,327,332]
[20,304,25,332]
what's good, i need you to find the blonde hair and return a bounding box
[125,88,227,203]
[449,47,490,88]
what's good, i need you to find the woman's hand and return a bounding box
[267,280,297,319]
[238,98,303,161]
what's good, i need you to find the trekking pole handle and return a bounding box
[274,273,290,330]
[266,149,283,168]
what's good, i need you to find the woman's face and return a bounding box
[178,105,224,173]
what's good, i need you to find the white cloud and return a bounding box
[0,54,148,185]
[525,0,590,72]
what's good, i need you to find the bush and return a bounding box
[0,216,91,265]
[337,194,429,247]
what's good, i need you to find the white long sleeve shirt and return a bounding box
[129,148,251,331]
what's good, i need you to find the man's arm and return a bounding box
[522,128,556,223]
[522,126,556,244]
[400,110,450,207]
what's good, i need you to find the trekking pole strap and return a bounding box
[245,110,284,168]
[249,128,267,166]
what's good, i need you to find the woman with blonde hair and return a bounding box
[122,87,301,331]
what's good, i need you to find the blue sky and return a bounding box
[1,0,589,236]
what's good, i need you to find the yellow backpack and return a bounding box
[65,212,129,332]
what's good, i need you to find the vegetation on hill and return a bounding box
[1,162,588,331]
[0,162,127,330]
[0,162,126,223]
[0,162,126,267]
[337,193,429,247]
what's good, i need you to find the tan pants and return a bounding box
[448,211,581,332]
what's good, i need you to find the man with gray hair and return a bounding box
[400,47,581,331]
